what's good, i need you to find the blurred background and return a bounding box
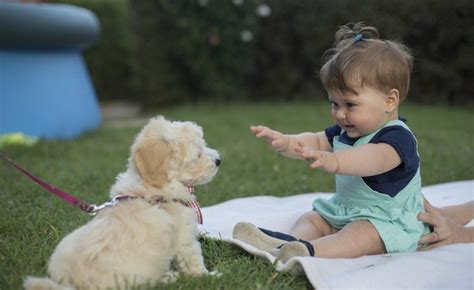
[1,3,473,288]
[55,0,473,110]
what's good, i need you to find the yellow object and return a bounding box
[0,133,39,148]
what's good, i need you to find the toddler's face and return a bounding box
[328,86,395,138]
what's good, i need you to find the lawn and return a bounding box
[1,101,473,289]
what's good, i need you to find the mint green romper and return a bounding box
[313,119,429,253]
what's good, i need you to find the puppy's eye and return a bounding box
[195,149,202,158]
[192,144,202,158]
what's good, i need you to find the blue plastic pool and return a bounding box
[0,2,101,139]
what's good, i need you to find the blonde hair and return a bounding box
[320,22,413,101]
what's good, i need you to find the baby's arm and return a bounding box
[298,143,402,176]
[250,126,332,159]
[281,132,331,159]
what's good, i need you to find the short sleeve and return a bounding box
[324,124,342,147]
[369,125,419,171]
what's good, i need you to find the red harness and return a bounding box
[0,152,203,224]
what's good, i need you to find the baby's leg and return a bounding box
[232,211,332,252]
[311,220,385,258]
[290,211,337,240]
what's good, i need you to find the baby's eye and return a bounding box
[331,102,339,109]
[346,102,355,108]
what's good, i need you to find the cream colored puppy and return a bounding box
[24,116,221,289]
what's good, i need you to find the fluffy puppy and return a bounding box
[24,116,221,289]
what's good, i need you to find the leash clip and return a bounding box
[89,197,120,216]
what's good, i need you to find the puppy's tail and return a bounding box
[23,276,74,290]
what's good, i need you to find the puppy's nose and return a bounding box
[215,159,221,166]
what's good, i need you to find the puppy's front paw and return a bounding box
[160,271,179,284]
[206,270,222,277]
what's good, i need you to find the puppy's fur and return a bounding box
[24,116,220,289]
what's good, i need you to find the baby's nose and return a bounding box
[215,159,221,166]
[336,109,346,119]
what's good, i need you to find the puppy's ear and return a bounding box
[133,139,170,188]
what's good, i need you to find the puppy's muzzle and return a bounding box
[206,148,221,167]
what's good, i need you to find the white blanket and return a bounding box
[198,180,474,289]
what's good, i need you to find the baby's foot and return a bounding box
[271,241,313,263]
[232,222,291,251]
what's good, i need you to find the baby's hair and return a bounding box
[320,22,413,101]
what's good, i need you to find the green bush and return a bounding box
[56,0,134,102]
[396,0,473,104]
[253,0,473,104]
[129,0,472,105]
[61,0,472,105]
[130,0,264,106]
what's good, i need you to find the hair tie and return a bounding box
[354,33,363,42]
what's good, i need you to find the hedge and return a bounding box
[252,0,473,104]
[130,0,263,106]
[60,0,473,105]
[56,0,133,102]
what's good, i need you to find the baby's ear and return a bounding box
[385,89,400,113]
[133,139,170,188]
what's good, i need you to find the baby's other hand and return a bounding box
[296,144,338,173]
[250,125,289,152]
[294,141,309,158]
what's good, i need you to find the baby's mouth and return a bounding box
[342,124,355,130]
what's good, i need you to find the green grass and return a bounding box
[1,101,473,289]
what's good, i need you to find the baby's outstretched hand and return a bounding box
[295,142,338,173]
[250,125,289,152]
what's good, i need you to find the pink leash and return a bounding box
[0,152,97,214]
[0,152,204,223]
